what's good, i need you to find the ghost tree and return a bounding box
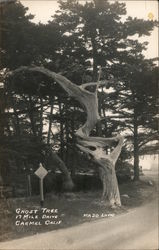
[7,66,124,207]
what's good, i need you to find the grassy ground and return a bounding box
[0,176,157,242]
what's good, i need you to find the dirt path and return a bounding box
[0,170,158,250]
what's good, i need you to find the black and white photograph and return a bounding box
[0,0,158,249]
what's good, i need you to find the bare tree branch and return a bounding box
[7,65,124,206]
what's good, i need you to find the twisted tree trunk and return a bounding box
[8,66,124,207]
[46,148,74,191]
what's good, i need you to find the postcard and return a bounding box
[0,0,158,249]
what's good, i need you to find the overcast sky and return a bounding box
[20,0,158,60]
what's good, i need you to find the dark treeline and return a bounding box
[0,0,158,195]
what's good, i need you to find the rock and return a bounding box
[148,180,153,186]
[121,194,130,198]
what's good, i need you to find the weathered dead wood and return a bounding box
[7,66,124,206]
[46,148,74,191]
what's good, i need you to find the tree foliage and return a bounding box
[0,0,158,193]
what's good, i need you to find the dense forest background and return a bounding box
[0,0,158,197]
